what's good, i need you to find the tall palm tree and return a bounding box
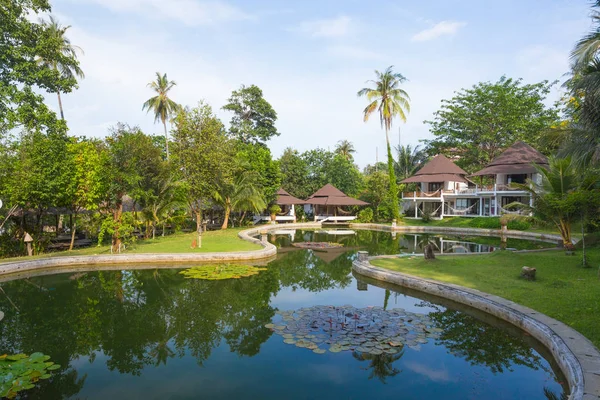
[570,1,600,72]
[143,72,180,160]
[213,169,266,230]
[395,144,427,181]
[358,66,410,220]
[335,140,356,161]
[37,16,85,120]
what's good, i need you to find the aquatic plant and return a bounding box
[0,352,60,399]
[179,264,267,280]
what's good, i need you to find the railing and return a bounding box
[402,190,442,198]
[404,184,529,198]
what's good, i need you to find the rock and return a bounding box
[521,266,536,281]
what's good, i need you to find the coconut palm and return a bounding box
[37,16,85,120]
[143,72,180,160]
[335,140,356,161]
[358,66,410,220]
[395,144,427,181]
[213,169,267,230]
[570,1,600,72]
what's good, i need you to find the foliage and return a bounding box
[279,148,311,199]
[222,84,279,145]
[423,76,559,172]
[142,72,180,159]
[0,0,76,135]
[356,207,374,223]
[395,144,427,181]
[0,352,60,399]
[268,204,281,215]
[334,140,356,161]
[179,264,267,280]
[235,142,281,203]
[421,211,432,223]
[358,66,410,220]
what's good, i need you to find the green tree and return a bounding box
[1,0,78,135]
[235,142,281,203]
[36,15,85,120]
[424,76,559,172]
[279,147,311,199]
[326,154,364,197]
[172,102,233,243]
[335,140,356,161]
[222,84,279,144]
[395,144,427,181]
[361,171,390,221]
[510,157,600,249]
[142,72,180,160]
[66,138,109,250]
[358,66,410,220]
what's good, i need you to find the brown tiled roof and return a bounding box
[276,188,305,205]
[305,184,369,206]
[400,154,469,184]
[472,141,548,176]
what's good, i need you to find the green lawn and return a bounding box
[0,228,261,263]
[371,249,600,348]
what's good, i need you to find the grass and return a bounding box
[371,249,600,348]
[0,228,261,263]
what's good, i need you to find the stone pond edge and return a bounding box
[352,256,600,400]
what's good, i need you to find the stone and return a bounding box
[521,266,536,281]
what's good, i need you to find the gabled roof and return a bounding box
[305,184,369,206]
[401,154,469,184]
[472,141,549,176]
[276,188,305,205]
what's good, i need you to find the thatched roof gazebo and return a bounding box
[275,188,305,205]
[472,141,549,176]
[401,154,470,184]
[305,184,368,222]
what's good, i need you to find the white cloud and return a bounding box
[297,15,353,38]
[411,20,466,42]
[66,0,250,26]
[404,361,455,383]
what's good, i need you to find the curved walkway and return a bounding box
[0,223,322,278]
[352,254,600,400]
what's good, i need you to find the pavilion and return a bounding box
[254,188,305,224]
[305,184,368,222]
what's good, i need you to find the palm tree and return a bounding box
[37,16,85,120]
[570,1,600,72]
[395,144,427,181]
[143,72,180,160]
[335,140,356,161]
[213,169,266,229]
[358,66,410,220]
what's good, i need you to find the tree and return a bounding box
[66,139,109,250]
[358,66,410,220]
[326,154,364,197]
[172,102,233,244]
[510,157,600,250]
[279,148,311,199]
[142,72,180,160]
[1,0,78,136]
[222,84,279,144]
[235,142,281,204]
[360,171,390,221]
[395,144,427,181]
[570,1,600,73]
[335,140,356,161]
[424,76,559,172]
[36,15,84,121]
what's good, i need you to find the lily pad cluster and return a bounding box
[179,264,267,280]
[291,242,344,250]
[265,305,443,355]
[0,353,60,399]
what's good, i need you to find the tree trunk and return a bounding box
[221,204,231,230]
[162,222,165,237]
[112,198,123,253]
[385,126,400,220]
[424,243,436,260]
[195,209,202,248]
[152,222,156,240]
[163,119,170,160]
[57,91,65,120]
[69,211,77,251]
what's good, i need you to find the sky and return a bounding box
[42,0,592,168]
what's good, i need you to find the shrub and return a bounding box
[506,216,531,231]
[268,204,281,215]
[421,211,432,223]
[469,217,501,229]
[357,208,374,223]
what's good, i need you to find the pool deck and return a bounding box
[352,252,600,400]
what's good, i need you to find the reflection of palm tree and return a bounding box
[352,349,405,383]
[149,326,176,366]
[543,387,567,400]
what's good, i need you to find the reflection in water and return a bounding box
[0,229,564,399]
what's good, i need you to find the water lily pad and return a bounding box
[329,346,342,353]
[313,348,326,354]
[284,339,296,344]
[179,264,267,280]
[265,323,275,329]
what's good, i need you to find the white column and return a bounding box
[415,202,418,218]
[479,198,483,216]
[441,201,445,219]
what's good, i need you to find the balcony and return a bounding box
[402,184,529,199]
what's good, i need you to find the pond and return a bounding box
[0,229,565,399]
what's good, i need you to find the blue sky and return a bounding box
[44,0,591,167]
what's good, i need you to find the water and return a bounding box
[0,230,564,399]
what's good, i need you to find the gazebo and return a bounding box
[254,188,305,224]
[305,184,368,222]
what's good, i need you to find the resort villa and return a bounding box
[253,188,305,224]
[401,141,548,219]
[305,184,369,223]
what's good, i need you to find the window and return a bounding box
[429,182,443,191]
[507,174,527,184]
[456,199,468,209]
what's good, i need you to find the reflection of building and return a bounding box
[401,142,548,219]
[305,184,369,223]
[357,280,368,291]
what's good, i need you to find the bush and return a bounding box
[421,211,432,223]
[506,216,531,231]
[357,208,374,223]
[469,217,501,229]
[268,204,281,215]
